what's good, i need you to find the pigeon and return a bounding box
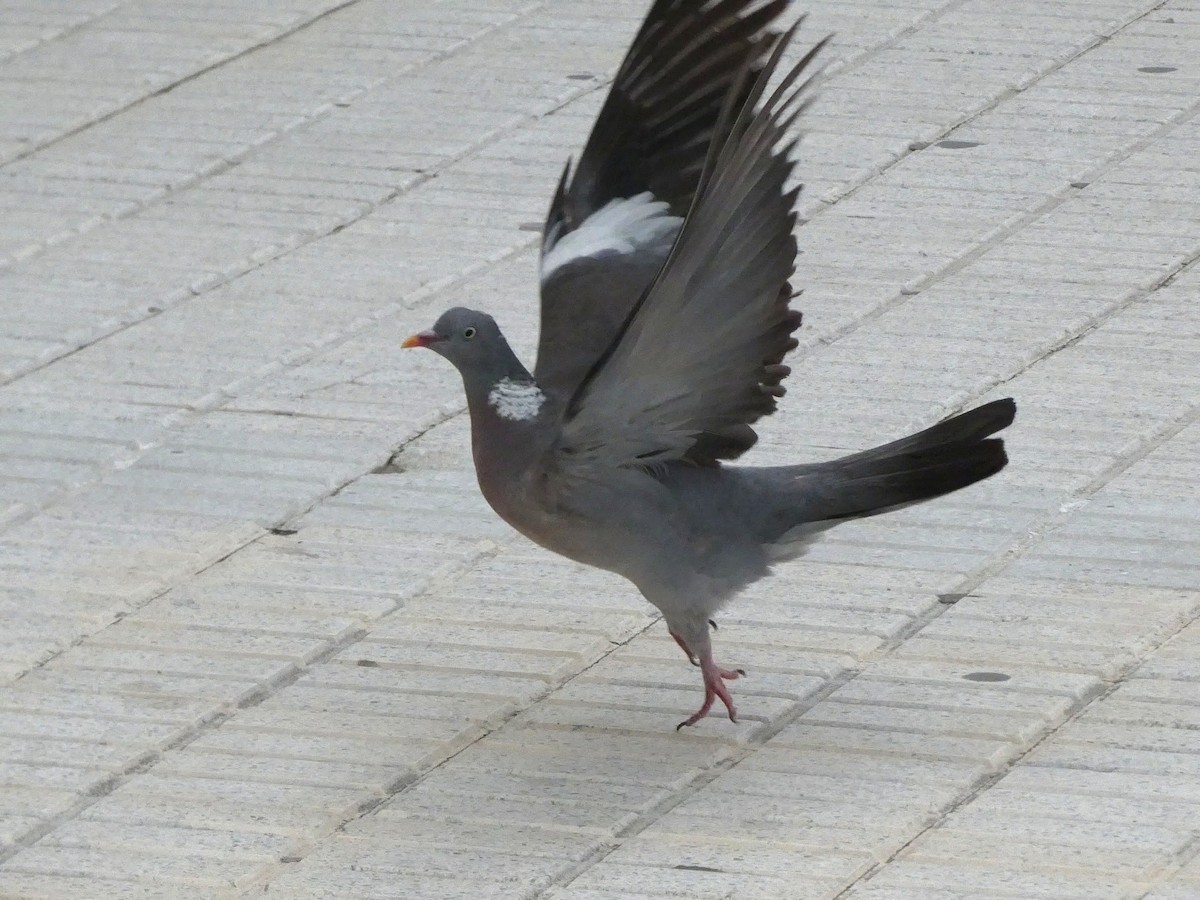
[403,0,1016,729]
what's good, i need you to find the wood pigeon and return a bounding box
[404,0,1015,728]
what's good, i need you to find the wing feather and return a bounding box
[552,27,828,470]
[535,0,793,402]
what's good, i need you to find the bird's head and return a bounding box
[402,307,507,372]
[403,308,545,426]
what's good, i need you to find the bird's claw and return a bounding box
[667,626,745,728]
[676,658,742,729]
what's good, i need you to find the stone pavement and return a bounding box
[1,0,1198,896]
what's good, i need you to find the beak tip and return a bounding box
[402,329,439,350]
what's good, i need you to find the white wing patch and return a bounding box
[488,378,547,421]
[541,192,682,281]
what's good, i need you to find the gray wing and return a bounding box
[535,0,792,403]
[552,27,827,470]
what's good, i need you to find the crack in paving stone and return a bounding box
[1,2,561,388]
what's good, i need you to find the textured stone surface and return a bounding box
[2,0,1198,897]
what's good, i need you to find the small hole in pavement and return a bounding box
[269,527,298,536]
[964,672,1011,682]
[357,659,379,667]
[1139,66,1177,73]
[938,592,967,605]
[937,140,982,150]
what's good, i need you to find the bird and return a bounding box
[402,0,1015,729]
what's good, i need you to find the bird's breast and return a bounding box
[478,469,582,558]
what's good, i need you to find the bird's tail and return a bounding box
[798,398,1016,523]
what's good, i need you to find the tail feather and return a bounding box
[836,397,1014,465]
[801,398,1015,523]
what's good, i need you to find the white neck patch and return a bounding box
[487,377,546,422]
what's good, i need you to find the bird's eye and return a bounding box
[463,327,476,340]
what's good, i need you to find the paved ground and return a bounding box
[1,0,1199,897]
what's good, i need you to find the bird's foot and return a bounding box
[676,655,743,730]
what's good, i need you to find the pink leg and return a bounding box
[677,651,745,730]
[668,628,699,666]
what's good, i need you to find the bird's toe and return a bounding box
[677,656,740,729]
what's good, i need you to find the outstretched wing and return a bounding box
[535,0,792,403]
[552,27,827,470]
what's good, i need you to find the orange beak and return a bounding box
[402,330,439,349]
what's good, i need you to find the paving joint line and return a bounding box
[840,585,1200,898]
[0,0,364,168]
[0,158,554,531]
[541,388,1200,896]
[0,2,553,387]
[0,0,1004,386]
[2,406,640,875]
[782,0,970,118]
[6,526,268,688]
[234,557,657,894]
[6,0,1160,533]
[540,285,1200,896]
[799,17,1186,360]
[954,376,1200,602]
[1132,832,1200,899]
[0,488,495,861]
[3,397,465,687]
[0,627,363,867]
[534,647,876,897]
[825,413,1200,893]
[0,0,133,69]
[953,96,1200,403]
[801,0,1169,224]
[985,219,1200,398]
[241,4,1196,889]
[0,0,1187,886]
[0,1,549,274]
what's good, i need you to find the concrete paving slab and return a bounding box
[1,0,1199,897]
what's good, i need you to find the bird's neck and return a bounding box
[464,375,554,534]
[461,359,554,483]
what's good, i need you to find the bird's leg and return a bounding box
[677,644,746,730]
[668,628,699,667]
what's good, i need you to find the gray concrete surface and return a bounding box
[1,0,1198,897]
